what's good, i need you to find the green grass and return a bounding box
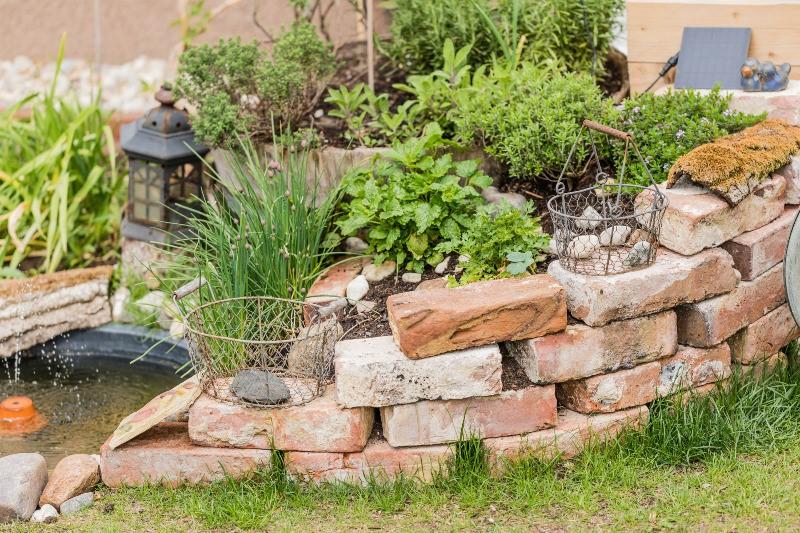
[17,356,800,532]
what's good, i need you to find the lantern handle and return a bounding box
[173,276,206,302]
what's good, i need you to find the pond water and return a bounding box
[0,351,181,469]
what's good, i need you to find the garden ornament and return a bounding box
[740,58,791,92]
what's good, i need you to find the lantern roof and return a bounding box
[121,85,209,163]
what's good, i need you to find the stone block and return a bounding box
[334,336,502,408]
[653,174,785,256]
[380,385,557,447]
[657,344,731,397]
[677,263,785,347]
[344,438,453,481]
[100,423,271,488]
[721,207,798,280]
[548,248,739,326]
[285,452,360,484]
[557,361,661,414]
[386,275,566,358]
[507,311,677,384]
[188,385,373,452]
[739,352,787,379]
[39,454,100,509]
[0,453,47,523]
[777,156,800,204]
[727,303,800,364]
[728,82,800,126]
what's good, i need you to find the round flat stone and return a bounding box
[230,369,290,405]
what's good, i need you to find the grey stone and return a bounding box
[434,257,450,275]
[230,369,291,405]
[288,317,342,379]
[0,453,48,523]
[59,492,93,515]
[401,272,422,283]
[481,186,527,211]
[31,504,58,524]
[345,275,369,302]
[344,237,369,253]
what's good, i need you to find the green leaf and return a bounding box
[406,233,429,259]
[506,251,532,263]
[414,202,441,233]
[454,159,478,178]
[468,172,493,189]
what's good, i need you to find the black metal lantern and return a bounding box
[120,84,209,242]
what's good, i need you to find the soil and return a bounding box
[501,349,533,391]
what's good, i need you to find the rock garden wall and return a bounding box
[99,156,800,487]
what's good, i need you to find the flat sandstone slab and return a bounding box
[334,336,502,408]
[507,310,677,384]
[727,303,800,364]
[100,423,271,488]
[651,174,785,256]
[380,385,557,447]
[386,275,566,358]
[721,206,798,280]
[188,385,374,453]
[677,262,785,347]
[548,248,739,327]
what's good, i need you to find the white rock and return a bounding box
[362,261,396,282]
[623,241,652,267]
[434,257,451,275]
[346,275,369,302]
[31,505,58,524]
[169,320,186,339]
[575,206,603,230]
[344,237,369,253]
[598,225,632,247]
[566,235,601,259]
[110,287,132,323]
[401,272,422,283]
[135,290,165,313]
[355,300,377,314]
[59,492,93,515]
[0,453,48,522]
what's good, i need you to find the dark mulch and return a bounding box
[501,349,533,391]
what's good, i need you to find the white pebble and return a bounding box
[401,272,422,283]
[598,225,632,247]
[566,235,601,259]
[434,256,450,275]
[575,205,603,230]
[31,505,58,523]
[346,275,369,302]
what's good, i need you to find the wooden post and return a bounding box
[366,0,375,90]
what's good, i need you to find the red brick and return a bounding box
[777,157,800,204]
[548,248,739,326]
[652,174,786,256]
[285,452,360,483]
[739,352,787,379]
[188,384,373,453]
[344,438,452,481]
[657,344,731,397]
[380,386,556,447]
[386,275,566,358]
[727,304,800,364]
[557,361,662,414]
[507,311,676,384]
[677,262,785,347]
[306,258,366,303]
[721,207,798,280]
[99,423,271,488]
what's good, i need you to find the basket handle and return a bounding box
[582,120,631,141]
[173,277,206,302]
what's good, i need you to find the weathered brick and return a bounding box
[380,385,556,447]
[386,275,566,358]
[721,207,798,280]
[334,336,502,408]
[727,304,800,364]
[777,157,800,204]
[100,423,271,488]
[652,174,786,256]
[344,438,452,481]
[305,258,366,305]
[657,344,731,397]
[507,311,676,384]
[557,361,661,414]
[548,248,739,326]
[739,352,788,379]
[677,262,785,347]
[188,384,373,452]
[285,452,360,483]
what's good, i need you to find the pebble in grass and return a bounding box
[59,493,93,516]
[31,505,58,524]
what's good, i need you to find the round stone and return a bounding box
[230,369,291,405]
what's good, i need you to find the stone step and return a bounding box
[727,303,800,364]
[188,384,373,453]
[721,206,798,281]
[100,423,271,488]
[548,248,739,327]
[677,262,785,347]
[386,274,566,359]
[506,311,677,384]
[334,336,502,408]
[649,174,785,256]
[380,385,557,447]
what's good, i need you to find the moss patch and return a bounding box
[667,119,800,205]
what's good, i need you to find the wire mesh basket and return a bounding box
[174,279,338,408]
[547,120,668,276]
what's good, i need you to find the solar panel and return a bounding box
[674,27,752,90]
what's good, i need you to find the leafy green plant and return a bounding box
[440,202,549,284]
[618,87,766,185]
[335,123,491,272]
[381,0,623,76]
[0,37,124,278]
[175,22,335,147]
[456,64,618,181]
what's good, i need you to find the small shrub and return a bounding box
[176,23,335,147]
[618,87,765,185]
[335,123,492,272]
[440,203,549,285]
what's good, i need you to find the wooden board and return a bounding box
[627,1,800,93]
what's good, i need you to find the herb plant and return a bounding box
[440,202,549,285]
[175,23,335,147]
[618,87,766,185]
[335,123,492,272]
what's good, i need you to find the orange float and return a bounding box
[0,396,47,436]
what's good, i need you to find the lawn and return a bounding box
[13,356,800,532]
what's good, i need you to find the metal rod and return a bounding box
[582,120,631,141]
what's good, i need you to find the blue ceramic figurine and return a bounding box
[741,58,791,92]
